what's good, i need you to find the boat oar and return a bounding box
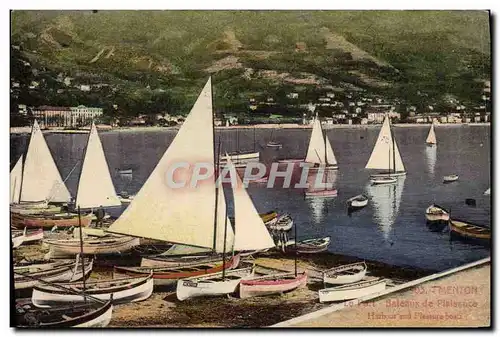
[13,270,105,304]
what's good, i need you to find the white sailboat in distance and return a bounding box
[305,116,338,170]
[426,120,437,146]
[366,114,406,180]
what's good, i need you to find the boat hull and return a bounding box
[239,272,307,299]
[11,213,92,229]
[305,189,338,198]
[288,237,331,254]
[370,171,406,179]
[449,219,490,245]
[32,275,154,307]
[176,267,254,301]
[141,254,221,268]
[44,236,140,257]
[323,262,367,285]
[12,234,24,248]
[319,279,386,303]
[370,177,397,185]
[10,205,62,215]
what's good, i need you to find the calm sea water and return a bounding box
[10,125,491,271]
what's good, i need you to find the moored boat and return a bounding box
[323,262,367,285]
[290,236,331,254]
[15,299,112,328]
[305,115,339,171]
[115,254,241,286]
[44,235,140,257]
[239,271,307,299]
[426,121,437,146]
[425,204,450,232]
[443,174,459,183]
[32,273,154,307]
[267,213,293,231]
[449,219,491,244]
[11,213,92,229]
[319,278,386,303]
[266,141,282,149]
[176,266,254,301]
[346,194,369,209]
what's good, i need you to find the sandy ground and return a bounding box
[290,264,490,328]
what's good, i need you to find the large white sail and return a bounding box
[108,78,232,251]
[228,158,275,251]
[426,123,437,144]
[10,155,23,204]
[305,118,337,165]
[20,120,71,203]
[365,115,405,172]
[76,123,121,209]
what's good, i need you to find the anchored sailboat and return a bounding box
[366,115,406,181]
[426,121,437,146]
[305,116,338,170]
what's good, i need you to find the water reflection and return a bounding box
[366,176,406,241]
[306,169,338,224]
[425,146,437,178]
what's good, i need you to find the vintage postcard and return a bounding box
[10,10,491,328]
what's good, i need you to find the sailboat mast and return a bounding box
[391,121,396,174]
[77,206,87,303]
[222,202,228,281]
[294,220,298,277]
[212,79,219,252]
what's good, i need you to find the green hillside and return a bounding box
[10,10,491,118]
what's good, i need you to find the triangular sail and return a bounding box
[365,115,405,172]
[76,123,121,209]
[228,158,275,251]
[426,123,437,144]
[20,120,71,203]
[305,118,337,165]
[107,78,229,250]
[10,155,23,204]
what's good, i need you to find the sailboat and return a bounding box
[10,120,71,213]
[175,156,276,301]
[266,127,283,148]
[43,123,136,256]
[366,114,406,183]
[426,121,437,146]
[108,77,241,284]
[305,116,338,171]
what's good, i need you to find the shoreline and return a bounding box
[9,122,491,134]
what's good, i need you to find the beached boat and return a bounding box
[287,236,331,254]
[449,219,491,244]
[11,204,62,215]
[15,299,112,328]
[115,254,241,286]
[10,120,71,209]
[371,176,397,185]
[141,252,220,267]
[267,213,293,231]
[366,115,406,179]
[12,228,26,248]
[14,258,93,290]
[239,272,307,299]
[443,174,459,183]
[319,278,386,303]
[176,266,254,301]
[426,121,437,146]
[425,204,450,232]
[12,228,43,244]
[305,115,338,171]
[44,235,140,257]
[346,194,369,209]
[323,262,367,285]
[11,212,92,229]
[32,273,154,307]
[73,227,108,239]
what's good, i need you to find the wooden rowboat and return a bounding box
[114,254,241,286]
[323,262,367,285]
[32,273,154,307]
[141,253,222,268]
[15,299,112,328]
[267,214,293,231]
[425,204,450,232]
[12,228,44,244]
[14,258,93,290]
[44,235,140,257]
[346,195,369,209]
[319,278,386,303]
[239,272,307,299]
[449,219,491,244]
[176,266,254,301]
[11,213,92,229]
[443,174,459,183]
[260,211,278,224]
[286,236,331,254]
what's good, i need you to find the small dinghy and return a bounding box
[11,213,92,229]
[266,141,282,149]
[32,273,154,307]
[370,176,397,185]
[14,258,93,290]
[449,219,491,244]
[346,195,369,209]
[267,213,293,231]
[44,235,140,257]
[425,204,450,232]
[114,254,241,286]
[15,299,112,328]
[239,271,307,299]
[443,174,459,183]
[286,236,331,254]
[176,266,254,301]
[323,262,367,285]
[118,191,135,204]
[319,278,386,303]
